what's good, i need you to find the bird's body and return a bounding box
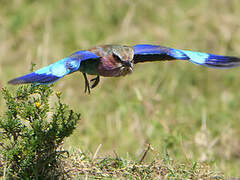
[8,44,240,93]
[83,45,134,77]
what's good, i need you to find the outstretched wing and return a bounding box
[8,51,100,85]
[133,44,240,68]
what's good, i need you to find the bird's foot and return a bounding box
[82,73,91,94]
[90,75,100,89]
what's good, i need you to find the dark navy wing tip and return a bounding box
[8,72,60,85]
[8,79,22,85]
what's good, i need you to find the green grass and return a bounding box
[1,0,240,178]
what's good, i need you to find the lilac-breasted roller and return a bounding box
[8,44,240,93]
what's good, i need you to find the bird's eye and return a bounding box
[113,53,122,63]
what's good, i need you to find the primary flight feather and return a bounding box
[8,44,240,93]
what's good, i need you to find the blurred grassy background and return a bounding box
[1,0,240,177]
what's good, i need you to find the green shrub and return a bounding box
[0,85,80,179]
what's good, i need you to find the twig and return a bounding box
[113,150,119,160]
[139,144,151,163]
[92,144,102,161]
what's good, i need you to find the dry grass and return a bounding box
[63,146,223,179]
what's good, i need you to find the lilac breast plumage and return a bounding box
[97,54,122,77]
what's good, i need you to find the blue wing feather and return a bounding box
[133,44,240,68]
[8,50,99,85]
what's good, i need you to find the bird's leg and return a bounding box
[90,75,100,89]
[82,73,91,94]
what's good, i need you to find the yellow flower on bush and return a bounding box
[35,102,41,108]
[56,91,62,98]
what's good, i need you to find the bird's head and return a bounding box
[112,46,134,76]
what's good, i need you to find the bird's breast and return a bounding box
[89,45,134,77]
[97,55,123,77]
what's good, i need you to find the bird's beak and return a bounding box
[123,60,133,69]
[123,61,133,73]
[120,60,133,76]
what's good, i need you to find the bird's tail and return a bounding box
[8,57,80,85]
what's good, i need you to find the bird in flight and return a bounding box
[8,44,240,93]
